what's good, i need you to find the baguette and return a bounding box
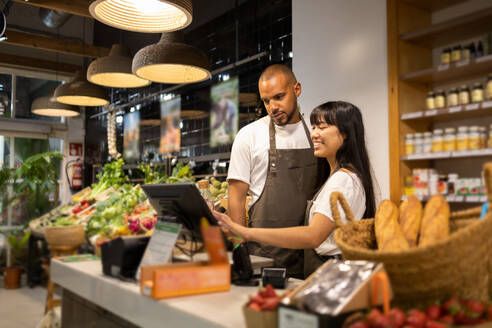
[375,200,409,252]
[399,195,422,247]
[419,195,450,247]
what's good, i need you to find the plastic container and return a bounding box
[423,132,432,153]
[432,129,444,153]
[451,45,462,63]
[447,88,459,107]
[426,92,435,110]
[443,127,456,151]
[441,48,451,65]
[405,134,414,155]
[459,85,470,105]
[468,126,480,150]
[456,126,469,151]
[434,90,446,108]
[472,83,484,103]
[414,132,424,154]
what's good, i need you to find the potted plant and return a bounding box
[3,228,31,289]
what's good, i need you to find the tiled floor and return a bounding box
[0,285,46,327]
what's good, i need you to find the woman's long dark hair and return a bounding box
[310,101,376,218]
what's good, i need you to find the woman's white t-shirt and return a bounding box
[308,170,366,256]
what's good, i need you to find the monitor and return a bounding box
[141,183,218,240]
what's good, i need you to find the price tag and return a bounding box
[425,109,437,116]
[482,100,492,109]
[401,112,423,119]
[437,64,449,71]
[456,60,470,67]
[446,195,456,202]
[448,106,461,113]
[465,103,480,111]
[137,220,181,280]
[279,307,318,328]
[455,196,464,202]
[467,196,480,202]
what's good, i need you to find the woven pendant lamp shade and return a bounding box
[132,32,211,84]
[87,44,150,88]
[89,0,192,33]
[31,93,80,117]
[55,70,109,107]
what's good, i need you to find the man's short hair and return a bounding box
[259,64,297,85]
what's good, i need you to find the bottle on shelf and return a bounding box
[459,85,470,105]
[461,45,470,62]
[480,126,487,149]
[472,83,484,103]
[477,41,484,57]
[456,126,469,151]
[469,43,477,59]
[434,90,446,108]
[468,126,480,150]
[423,132,432,153]
[432,129,444,153]
[451,45,462,63]
[414,132,424,154]
[447,88,459,107]
[443,127,456,151]
[426,92,435,110]
[441,48,451,65]
[487,74,492,100]
[489,124,492,148]
[405,133,415,155]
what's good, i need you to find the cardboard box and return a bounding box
[243,304,277,328]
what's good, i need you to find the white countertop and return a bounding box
[51,258,300,328]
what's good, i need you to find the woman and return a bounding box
[214,101,377,277]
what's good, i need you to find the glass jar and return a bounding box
[461,46,471,61]
[480,126,487,149]
[451,45,462,63]
[414,132,424,154]
[405,133,414,155]
[434,90,446,108]
[432,129,444,153]
[468,126,480,150]
[441,48,451,65]
[472,82,484,103]
[443,127,456,151]
[487,74,492,100]
[459,85,470,105]
[423,132,433,153]
[426,92,435,110]
[447,88,459,107]
[456,126,469,151]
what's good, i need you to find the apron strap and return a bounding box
[268,112,314,151]
[300,114,314,149]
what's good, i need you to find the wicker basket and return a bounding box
[331,163,492,307]
[44,225,86,248]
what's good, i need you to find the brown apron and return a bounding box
[248,115,317,278]
[303,167,342,278]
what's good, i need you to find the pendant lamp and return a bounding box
[132,32,211,84]
[31,91,80,117]
[54,70,109,106]
[89,0,192,33]
[87,44,150,88]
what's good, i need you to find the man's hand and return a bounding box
[227,179,249,226]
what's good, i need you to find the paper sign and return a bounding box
[137,220,181,279]
[279,307,318,328]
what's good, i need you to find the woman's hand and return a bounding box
[212,210,250,241]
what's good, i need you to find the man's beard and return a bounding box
[273,100,298,126]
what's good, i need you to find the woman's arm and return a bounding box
[214,210,336,249]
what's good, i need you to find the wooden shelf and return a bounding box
[400,6,492,47]
[401,100,492,122]
[400,0,464,12]
[401,148,492,161]
[400,54,492,84]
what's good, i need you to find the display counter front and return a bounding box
[51,257,296,328]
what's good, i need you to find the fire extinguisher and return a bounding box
[66,158,83,191]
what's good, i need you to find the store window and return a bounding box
[15,76,62,122]
[0,74,12,118]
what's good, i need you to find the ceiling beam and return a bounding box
[4,29,109,58]
[0,52,80,74]
[13,0,92,18]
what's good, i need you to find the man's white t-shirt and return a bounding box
[309,170,366,256]
[227,115,312,207]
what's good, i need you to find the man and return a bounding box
[226,64,318,278]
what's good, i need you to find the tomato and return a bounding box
[406,309,427,328]
[387,308,406,327]
[260,296,279,311]
[250,295,264,306]
[465,299,485,317]
[442,296,461,316]
[248,302,261,311]
[367,308,383,327]
[425,305,441,320]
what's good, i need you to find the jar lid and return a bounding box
[473,82,482,87]
[444,127,456,133]
[433,129,443,134]
[414,132,423,138]
[436,89,444,93]
[460,84,469,89]
[457,126,468,132]
[424,132,432,137]
[469,126,479,132]
[449,87,458,92]
[427,91,434,96]
[405,133,414,139]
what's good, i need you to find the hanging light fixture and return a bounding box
[87,44,150,88]
[132,32,211,84]
[54,70,109,106]
[89,0,192,33]
[31,91,80,117]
